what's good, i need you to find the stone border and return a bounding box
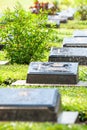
[57,111,79,124]
[12,80,87,87]
[0,61,9,65]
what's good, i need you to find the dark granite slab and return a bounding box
[0,88,61,122]
[49,47,87,65]
[73,30,87,37]
[26,62,78,84]
[57,10,74,20]
[63,37,87,47]
[48,15,68,23]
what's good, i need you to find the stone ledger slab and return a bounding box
[73,30,87,37]
[49,47,87,65]
[48,15,68,23]
[12,80,87,87]
[63,37,87,47]
[26,62,78,84]
[0,88,61,122]
[57,10,74,20]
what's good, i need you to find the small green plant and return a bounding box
[1,3,52,64]
[74,0,87,20]
[77,5,87,20]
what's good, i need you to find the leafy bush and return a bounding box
[77,5,87,20]
[74,0,87,20]
[0,4,52,64]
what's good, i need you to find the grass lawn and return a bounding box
[0,1,87,129]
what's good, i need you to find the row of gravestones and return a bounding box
[26,30,87,85]
[47,8,76,28]
[0,30,87,123]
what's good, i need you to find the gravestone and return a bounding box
[73,30,87,37]
[0,88,61,122]
[57,10,74,20]
[26,62,78,84]
[48,15,68,23]
[63,37,87,47]
[49,47,87,65]
[46,19,60,28]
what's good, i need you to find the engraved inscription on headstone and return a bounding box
[49,47,87,65]
[26,62,78,84]
[63,37,87,47]
[0,88,61,122]
[73,30,87,37]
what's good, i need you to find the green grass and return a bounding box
[0,123,87,130]
[0,51,7,60]
[0,6,87,129]
[0,64,28,84]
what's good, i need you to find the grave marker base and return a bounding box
[0,88,61,122]
[26,62,78,84]
[12,80,87,87]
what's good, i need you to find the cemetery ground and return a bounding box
[0,19,87,130]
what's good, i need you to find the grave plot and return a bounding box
[57,9,75,20]
[46,19,60,28]
[73,30,87,37]
[48,15,68,23]
[49,47,87,65]
[26,62,78,84]
[0,88,61,122]
[63,37,87,47]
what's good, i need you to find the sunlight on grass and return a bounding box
[0,0,33,13]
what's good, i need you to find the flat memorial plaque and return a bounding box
[0,88,61,122]
[58,10,74,20]
[63,37,87,47]
[73,30,87,37]
[26,62,78,84]
[49,47,87,65]
[48,15,68,23]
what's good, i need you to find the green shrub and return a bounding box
[1,4,52,64]
[74,0,87,20]
[77,5,87,20]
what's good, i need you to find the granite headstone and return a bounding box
[49,47,87,65]
[63,37,87,47]
[0,88,61,122]
[73,30,87,37]
[26,62,78,84]
[48,15,68,23]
